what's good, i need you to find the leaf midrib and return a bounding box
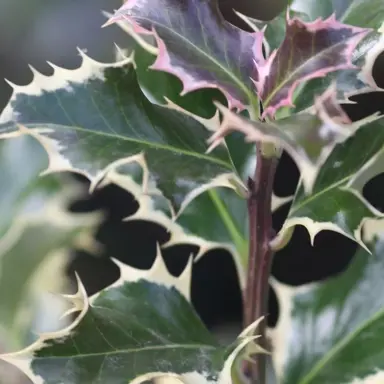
[38,124,233,170]
[36,343,217,359]
[298,299,384,384]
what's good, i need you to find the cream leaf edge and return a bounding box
[105,10,294,260]
[0,47,239,216]
[346,33,384,99]
[0,180,101,351]
[0,47,248,282]
[271,134,384,253]
[0,240,264,384]
[98,168,247,289]
[269,217,384,382]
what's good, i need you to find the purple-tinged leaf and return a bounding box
[208,85,369,194]
[105,0,264,110]
[255,11,371,118]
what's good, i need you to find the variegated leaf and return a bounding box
[270,222,384,384]
[0,52,238,215]
[0,134,98,352]
[273,114,384,251]
[0,248,263,384]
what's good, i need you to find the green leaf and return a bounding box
[106,0,265,111]
[291,0,384,28]
[96,168,250,286]
[271,227,384,384]
[0,53,237,213]
[1,251,260,384]
[109,21,251,272]
[177,187,248,272]
[0,133,98,351]
[274,114,384,251]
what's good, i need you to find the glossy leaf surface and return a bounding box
[3,246,248,384]
[272,233,384,384]
[280,115,384,246]
[0,54,235,213]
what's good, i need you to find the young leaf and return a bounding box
[0,52,237,214]
[1,250,261,384]
[287,0,384,113]
[273,115,384,250]
[293,32,382,113]
[109,27,226,116]
[208,85,365,195]
[255,11,370,117]
[105,0,265,110]
[270,226,384,384]
[238,9,310,55]
[0,133,99,352]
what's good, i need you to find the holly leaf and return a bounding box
[288,0,384,112]
[105,11,228,117]
[0,52,238,214]
[270,226,384,384]
[292,31,382,114]
[272,114,384,251]
[291,0,384,28]
[1,250,262,384]
[255,11,370,118]
[0,133,99,352]
[105,0,265,110]
[238,9,310,54]
[93,167,249,286]
[208,85,366,195]
[177,187,248,278]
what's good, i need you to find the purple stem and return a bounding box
[243,143,278,384]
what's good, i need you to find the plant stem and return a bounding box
[243,142,278,384]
